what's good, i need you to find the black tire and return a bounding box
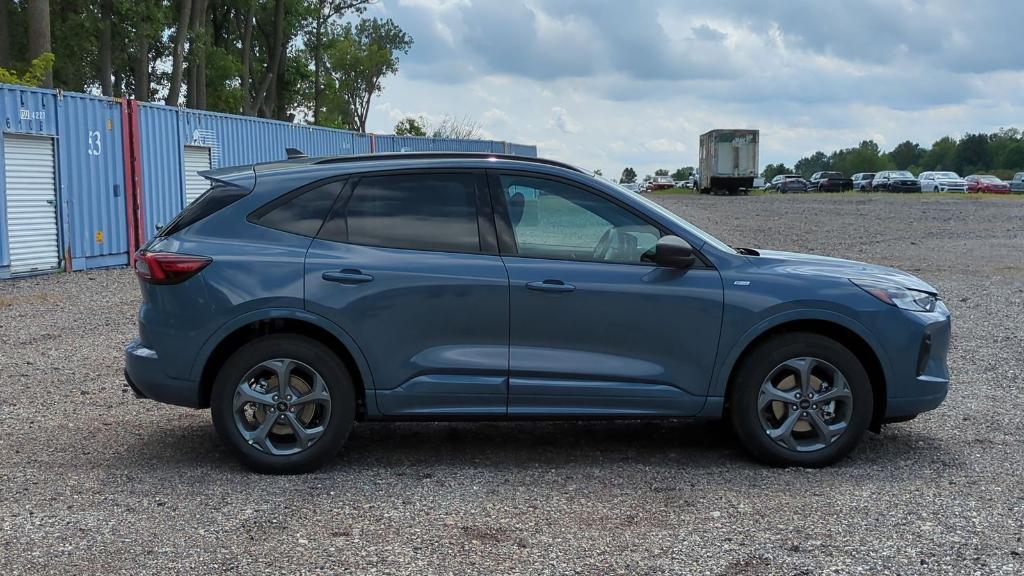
[211,334,356,474]
[728,332,873,468]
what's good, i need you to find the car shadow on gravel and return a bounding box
[119,417,960,477]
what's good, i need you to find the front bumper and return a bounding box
[879,304,951,420]
[124,339,204,408]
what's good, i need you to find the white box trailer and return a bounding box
[698,129,759,195]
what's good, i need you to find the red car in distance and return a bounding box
[647,175,676,191]
[964,175,1010,194]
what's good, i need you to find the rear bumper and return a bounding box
[124,339,204,408]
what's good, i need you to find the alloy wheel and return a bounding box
[757,357,853,452]
[232,359,332,456]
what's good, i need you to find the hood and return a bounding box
[754,250,938,294]
[935,178,966,183]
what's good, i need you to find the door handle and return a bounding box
[526,279,575,293]
[322,269,374,285]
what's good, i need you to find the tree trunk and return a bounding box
[27,0,53,87]
[252,0,285,118]
[99,0,113,96]
[0,1,10,68]
[312,2,325,124]
[166,0,192,106]
[186,0,208,109]
[239,1,254,114]
[132,36,150,101]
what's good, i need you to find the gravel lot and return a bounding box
[1,193,1022,575]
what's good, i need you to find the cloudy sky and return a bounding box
[360,0,1024,179]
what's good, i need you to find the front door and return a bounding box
[304,171,510,417]
[491,172,724,417]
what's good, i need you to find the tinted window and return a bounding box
[159,183,250,237]
[252,180,344,237]
[321,173,481,253]
[500,175,660,264]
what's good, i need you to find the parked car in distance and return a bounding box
[808,171,854,192]
[648,175,676,191]
[918,171,967,193]
[125,152,951,473]
[1011,172,1024,193]
[767,174,808,193]
[964,174,1011,194]
[871,171,922,193]
[620,181,640,193]
[851,173,876,191]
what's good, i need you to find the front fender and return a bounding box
[708,308,894,399]
[188,307,377,392]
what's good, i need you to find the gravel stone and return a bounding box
[1,193,1022,575]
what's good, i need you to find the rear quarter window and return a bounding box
[249,179,345,238]
[159,182,251,237]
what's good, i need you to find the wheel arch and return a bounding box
[715,313,890,431]
[192,308,376,418]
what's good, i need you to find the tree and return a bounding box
[794,151,829,177]
[166,0,192,105]
[430,114,481,139]
[620,167,637,183]
[27,0,52,87]
[654,168,669,176]
[0,51,54,86]
[886,140,925,170]
[323,17,411,132]
[922,136,956,171]
[762,163,792,180]
[307,0,372,124]
[671,166,694,181]
[0,1,10,68]
[593,169,603,177]
[394,115,427,136]
[953,133,991,175]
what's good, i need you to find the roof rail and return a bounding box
[313,152,586,174]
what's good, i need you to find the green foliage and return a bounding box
[790,131,1024,179]
[670,166,694,180]
[394,115,428,137]
[620,167,637,183]
[654,168,669,176]
[0,52,55,87]
[762,163,792,180]
[324,17,413,132]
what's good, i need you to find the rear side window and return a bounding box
[250,180,345,237]
[159,183,250,237]
[319,173,481,253]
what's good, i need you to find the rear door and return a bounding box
[304,170,510,417]
[491,171,724,417]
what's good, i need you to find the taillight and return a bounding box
[135,251,212,284]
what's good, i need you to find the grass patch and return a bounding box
[648,187,699,195]
[749,190,1024,200]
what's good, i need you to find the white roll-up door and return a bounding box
[183,146,212,205]
[4,134,60,274]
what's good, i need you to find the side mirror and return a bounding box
[651,235,696,268]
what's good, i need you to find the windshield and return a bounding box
[935,172,960,179]
[892,171,915,178]
[821,172,843,178]
[654,176,673,183]
[980,176,1002,182]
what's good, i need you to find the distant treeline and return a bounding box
[765,129,1024,180]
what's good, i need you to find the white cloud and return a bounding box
[549,107,580,134]
[362,0,1024,177]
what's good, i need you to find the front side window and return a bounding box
[500,175,661,264]
[320,173,481,253]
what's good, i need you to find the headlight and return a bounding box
[850,278,938,312]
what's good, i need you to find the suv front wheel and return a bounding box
[211,335,355,474]
[729,332,873,467]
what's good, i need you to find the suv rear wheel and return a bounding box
[729,332,872,467]
[211,335,355,474]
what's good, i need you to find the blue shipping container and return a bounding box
[135,103,371,240]
[1,84,129,277]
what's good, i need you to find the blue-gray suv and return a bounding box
[124,153,950,473]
